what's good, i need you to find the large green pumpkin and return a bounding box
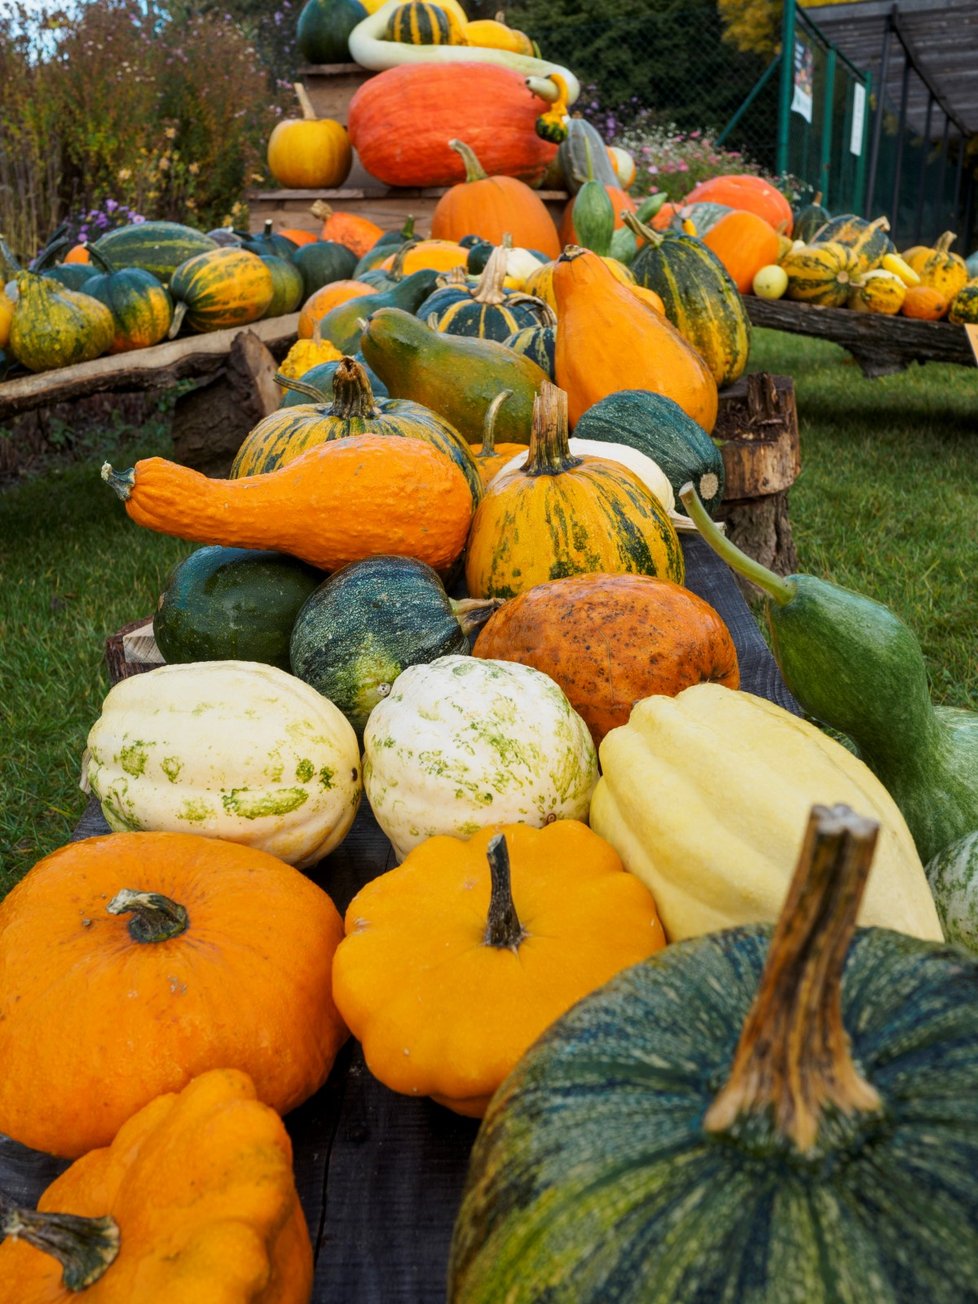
[450,804,978,1303]
[230,356,483,508]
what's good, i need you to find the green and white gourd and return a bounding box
[85,660,361,869]
[492,435,676,513]
[927,829,978,952]
[363,655,598,860]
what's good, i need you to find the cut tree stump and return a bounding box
[714,372,800,594]
[171,329,284,476]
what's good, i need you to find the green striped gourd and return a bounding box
[811,213,893,273]
[791,190,830,243]
[8,272,114,372]
[927,829,978,953]
[450,803,978,1303]
[418,245,553,342]
[168,248,274,335]
[571,179,615,256]
[260,254,305,317]
[385,0,460,43]
[781,240,861,307]
[847,269,906,315]
[91,221,218,285]
[623,210,750,388]
[230,356,483,508]
[503,322,555,378]
[949,279,978,324]
[83,247,173,353]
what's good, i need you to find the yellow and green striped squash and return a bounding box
[781,240,861,307]
[385,1,461,44]
[948,278,978,324]
[503,323,555,378]
[810,213,893,273]
[907,231,969,301]
[464,381,683,600]
[847,269,906,316]
[169,248,274,334]
[9,272,114,372]
[419,246,554,343]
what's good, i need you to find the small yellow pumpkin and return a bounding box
[905,231,969,301]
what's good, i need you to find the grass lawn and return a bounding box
[1,327,977,896]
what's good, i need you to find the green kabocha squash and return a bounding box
[83,247,173,353]
[231,356,483,508]
[8,272,114,372]
[503,322,555,379]
[683,484,978,864]
[153,546,324,671]
[291,239,358,299]
[574,388,724,516]
[241,219,299,261]
[792,190,830,243]
[296,0,367,63]
[450,803,978,1303]
[417,245,554,342]
[278,355,388,406]
[290,555,500,737]
[260,254,305,317]
[318,266,440,353]
[91,221,219,284]
[624,210,750,388]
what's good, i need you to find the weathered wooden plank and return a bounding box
[0,314,300,420]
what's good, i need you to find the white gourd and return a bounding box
[491,437,676,513]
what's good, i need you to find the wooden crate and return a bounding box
[298,62,374,125]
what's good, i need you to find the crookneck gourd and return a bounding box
[0,1069,313,1302]
[449,804,978,1303]
[683,482,978,866]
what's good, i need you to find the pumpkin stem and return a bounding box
[294,81,317,122]
[101,462,135,501]
[680,482,795,604]
[472,243,510,306]
[703,804,883,1153]
[84,245,115,276]
[273,371,331,404]
[483,834,526,951]
[389,236,419,280]
[524,383,580,477]
[329,356,381,418]
[0,1192,120,1291]
[451,596,505,640]
[621,209,662,250]
[478,389,513,458]
[106,889,190,943]
[935,230,956,254]
[448,139,489,184]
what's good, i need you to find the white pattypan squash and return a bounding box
[85,660,362,868]
[363,655,598,860]
[492,437,676,513]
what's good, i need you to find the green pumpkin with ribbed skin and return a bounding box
[450,806,978,1304]
[811,213,894,273]
[91,221,218,285]
[290,555,499,737]
[153,546,323,670]
[626,212,750,389]
[386,0,458,44]
[8,272,114,372]
[43,264,99,291]
[291,240,359,300]
[83,247,173,353]
[260,255,305,317]
[573,387,724,516]
[419,245,553,343]
[503,323,555,378]
[169,248,274,334]
[231,356,483,507]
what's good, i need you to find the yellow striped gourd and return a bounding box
[847,269,906,315]
[385,1,462,44]
[781,240,860,307]
[907,231,969,301]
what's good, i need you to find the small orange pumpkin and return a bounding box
[900,284,948,320]
[430,139,561,257]
[311,200,385,256]
[278,226,318,246]
[379,238,470,275]
[298,278,376,338]
[703,209,781,293]
[682,173,794,235]
[331,821,666,1116]
[63,243,91,264]
[630,283,665,313]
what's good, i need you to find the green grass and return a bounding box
[1,329,977,896]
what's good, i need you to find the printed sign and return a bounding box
[966,324,978,367]
[851,83,867,156]
[791,39,814,123]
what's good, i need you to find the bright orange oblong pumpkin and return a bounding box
[316,205,385,256]
[683,173,793,235]
[900,284,948,320]
[430,139,560,257]
[553,245,719,432]
[472,572,739,745]
[298,278,376,338]
[0,832,349,1157]
[703,209,781,294]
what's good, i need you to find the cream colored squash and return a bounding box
[85,660,362,868]
[363,655,598,860]
[492,437,676,513]
[589,682,942,943]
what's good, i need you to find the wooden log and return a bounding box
[744,296,975,375]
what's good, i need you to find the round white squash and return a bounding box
[491,437,676,513]
[363,655,598,860]
[85,660,362,868]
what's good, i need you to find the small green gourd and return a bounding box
[682,482,978,865]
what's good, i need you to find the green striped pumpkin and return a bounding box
[450,804,978,1303]
[169,248,274,335]
[811,213,894,273]
[260,254,305,318]
[503,323,555,378]
[927,829,978,952]
[782,240,861,307]
[385,0,459,44]
[792,191,830,243]
[418,245,554,342]
[625,211,750,389]
[91,221,219,285]
[84,247,173,353]
[230,356,483,508]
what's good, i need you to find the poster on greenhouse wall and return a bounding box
[791,38,814,123]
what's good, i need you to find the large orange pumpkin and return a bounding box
[430,139,560,257]
[347,62,558,187]
[683,173,793,235]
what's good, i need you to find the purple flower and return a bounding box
[105,198,119,213]
[94,212,109,228]
[132,214,146,224]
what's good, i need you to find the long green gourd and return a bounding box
[681,482,978,865]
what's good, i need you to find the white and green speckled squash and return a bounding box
[927,829,978,952]
[84,660,361,868]
[493,435,676,512]
[362,655,598,860]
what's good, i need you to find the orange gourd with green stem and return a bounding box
[102,433,473,574]
[553,245,718,432]
[310,199,384,256]
[430,139,561,257]
[331,821,666,1117]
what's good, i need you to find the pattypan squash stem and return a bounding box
[0,1191,120,1291]
[704,804,883,1153]
[524,382,581,477]
[106,889,190,943]
[484,834,527,952]
[451,597,505,640]
[680,482,795,605]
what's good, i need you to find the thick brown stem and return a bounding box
[483,834,526,951]
[703,804,883,1153]
[0,1192,120,1291]
[448,139,488,183]
[451,597,504,639]
[327,356,381,418]
[523,382,579,477]
[106,889,190,943]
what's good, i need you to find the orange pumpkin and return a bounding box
[102,433,474,574]
[266,85,352,189]
[472,572,740,745]
[525,254,634,310]
[298,278,375,338]
[0,831,349,1157]
[559,184,636,246]
[347,62,558,187]
[683,173,793,235]
[312,201,385,256]
[703,209,781,293]
[379,238,470,274]
[64,243,91,264]
[430,139,560,257]
[900,284,948,320]
[553,245,718,433]
[278,226,318,246]
[331,821,666,1116]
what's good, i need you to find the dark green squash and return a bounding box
[318,267,440,353]
[352,216,416,279]
[450,803,978,1303]
[571,179,615,256]
[91,221,219,285]
[811,213,895,273]
[231,356,483,509]
[83,247,173,353]
[153,546,323,670]
[42,264,99,291]
[624,210,750,389]
[418,245,554,342]
[557,117,619,194]
[792,190,830,243]
[290,554,500,736]
[503,323,555,379]
[296,0,367,63]
[260,254,305,317]
[573,388,724,516]
[278,355,388,406]
[242,219,299,262]
[291,239,358,299]
[386,0,458,44]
